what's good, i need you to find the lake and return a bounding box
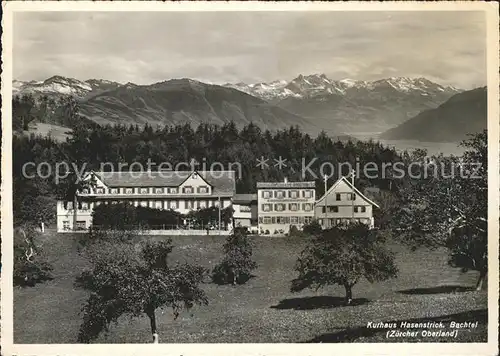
[350,132,467,156]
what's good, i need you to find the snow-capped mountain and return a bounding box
[13,76,122,98]
[224,74,460,101]
[12,74,466,136]
[224,74,463,133]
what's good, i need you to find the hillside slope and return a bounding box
[379,87,487,142]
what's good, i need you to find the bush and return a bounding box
[303,219,323,236]
[212,231,257,285]
[288,225,305,237]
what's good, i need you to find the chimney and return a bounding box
[284,177,288,183]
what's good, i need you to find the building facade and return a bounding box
[57,170,236,232]
[257,178,316,235]
[232,194,258,230]
[314,176,379,229]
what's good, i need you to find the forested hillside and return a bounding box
[13,121,403,226]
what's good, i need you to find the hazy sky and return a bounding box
[13,11,486,89]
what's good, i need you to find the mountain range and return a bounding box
[227,74,461,133]
[13,74,478,141]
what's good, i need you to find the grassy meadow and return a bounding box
[14,232,487,343]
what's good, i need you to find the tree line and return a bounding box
[13,117,404,227]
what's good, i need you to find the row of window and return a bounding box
[258,216,314,225]
[63,199,224,211]
[319,218,370,225]
[81,185,210,195]
[261,203,313,212]
[261,190,314,199]
[333,193,355,201]
[62,220,86,231]
[320,205,367,213]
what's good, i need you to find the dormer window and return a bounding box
[198,186,208,194]
[96,188,104,194]
[110,188,118,194]
[183,186,194,194]
[81,188,89,194]
[155,188,164,194]
[169,187,178,194]
[140,188,149,194]
[125,188,134,194]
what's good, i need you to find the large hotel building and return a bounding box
[256,178,316,235]
[57,170,236,232]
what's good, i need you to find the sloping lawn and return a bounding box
[14,233,487,343]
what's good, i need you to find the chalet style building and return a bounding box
[257,178,316,235]
[57,170,236,232]
[315,175,379,229]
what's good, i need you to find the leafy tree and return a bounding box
[212,230,257,285]
[392,130,487,290]
[291,223,398,305]
[76,237,208,343]
[187,206,234,229]
[371,190,400,230]
[91,202,182,230]
[13,225,53,286]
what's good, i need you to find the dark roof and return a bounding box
[91,170,236,195]
[256,181,316,189]
[233,193,258,204]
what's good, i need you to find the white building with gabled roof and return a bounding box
[314,176,379,229]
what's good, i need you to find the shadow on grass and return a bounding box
[398,285,475,295]
[271,296,370,310]
[305,308,487,343]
